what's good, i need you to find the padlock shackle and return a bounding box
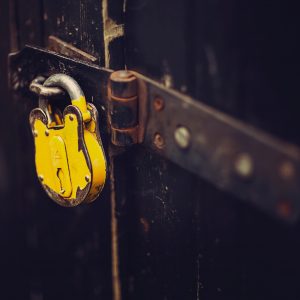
[42,74,91,122]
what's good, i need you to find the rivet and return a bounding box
[153,96,164,111]
[45,130,50,136]
[69,115,74,121]
[60,189,65,194]
[279,161,295,180]
[85,175,90,182]
[38,175,44,181]
[174,126,191,149]
[153,133,165,149]
[277,200,292,218]
[234,153,253,178]
[33,130,38,137]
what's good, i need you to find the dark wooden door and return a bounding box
[1,1,300,300]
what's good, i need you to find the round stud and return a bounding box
[174,126,191,149]
[153,96,164,111]
[153,133,165,149]
[279,161,295,180]
[33,130,38,138]
[234,153,253,178]
[277,199,292,219]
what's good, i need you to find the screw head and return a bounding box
[85,175,90,182]
[45,130,50,136]
[60,189,65,194]
[153,133,165,149]
[69,115,74,121]
[153,96,164,111]
[279,161,295,180]
[277,199,292,218]
[38,174,44,182]
[174,126,191,149]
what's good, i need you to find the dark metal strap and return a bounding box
[9,45,300,222]
[136,72,300,222]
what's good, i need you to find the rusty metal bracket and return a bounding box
[108,70,139,146]
[8,45,300,222]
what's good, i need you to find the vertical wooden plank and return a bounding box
[5,1,46,299]
[4,0,48,298]
[40,1,125,299]
[124,0,190,90]
[119,0,241,299]
[120,0,300,299]
[101,0,125,69]
[15,0,44,47]
[43,0,104,63]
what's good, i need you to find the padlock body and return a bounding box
[30,104,106,206]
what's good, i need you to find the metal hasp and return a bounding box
[141,75,300,222]
[8,45,300,222]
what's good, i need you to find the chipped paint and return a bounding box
[102,0,124,68]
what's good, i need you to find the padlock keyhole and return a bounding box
[57,168,64,193]
[49,136,72,197]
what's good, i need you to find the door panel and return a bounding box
[119,0,300,299]
[2,0,300,300]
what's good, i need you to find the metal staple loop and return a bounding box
[29,76,65,97]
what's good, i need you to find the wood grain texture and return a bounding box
[6,0,300,299]
[119,0,300,299]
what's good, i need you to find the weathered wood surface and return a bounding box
[1,0,300,299]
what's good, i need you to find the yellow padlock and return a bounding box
[29,74,106,206]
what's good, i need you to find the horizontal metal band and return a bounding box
[9,45,300,222]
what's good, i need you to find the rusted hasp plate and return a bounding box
[9,45,300,222]
[136,73,300,222]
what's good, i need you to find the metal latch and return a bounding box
[8,45,300,222]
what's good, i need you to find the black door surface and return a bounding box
[1,1,300,300]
